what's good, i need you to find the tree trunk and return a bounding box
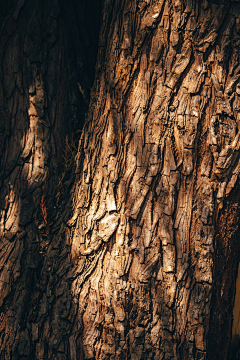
[1,0,240,359]
[0,0,102,359]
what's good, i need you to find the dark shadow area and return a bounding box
[57,0,103,130]
[231,336,240,360]
[0,0,17,28]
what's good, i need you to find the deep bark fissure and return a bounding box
[208,184,240,360]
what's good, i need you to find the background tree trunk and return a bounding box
[0,0,102,359]
[1,0,240,360]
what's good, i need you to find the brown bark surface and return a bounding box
[1,0,240,360]
[0,0,101,359]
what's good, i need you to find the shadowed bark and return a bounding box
[0,0,102,358]
[1,0,240,360]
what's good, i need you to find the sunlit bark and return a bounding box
[1,1,240,360]
[70,1,240,359]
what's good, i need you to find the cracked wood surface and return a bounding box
[1,0,240,359]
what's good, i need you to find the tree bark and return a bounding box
[0,0,102,359]
[1,0,240,360]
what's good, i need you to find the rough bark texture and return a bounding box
[0,0,102,359]
[1,0,240,360]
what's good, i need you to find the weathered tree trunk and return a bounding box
[0,0,102,359]
[1,0,240,359]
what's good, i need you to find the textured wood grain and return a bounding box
[70,1,240,359]
[1,0,240,359]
